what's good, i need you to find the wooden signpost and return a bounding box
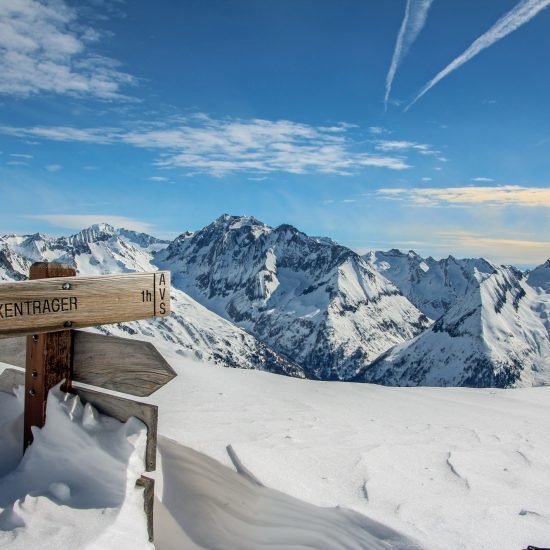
[0,262,175,543]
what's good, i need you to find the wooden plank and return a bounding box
[0,332,176,397]
[73,387,158,472]
[72,331,176,397]
[0,366,24,394]
[136,476,155,542]
[24,263,74,449]
[0,270,171,339]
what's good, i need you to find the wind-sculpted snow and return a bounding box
[155,354,550,550]
[155,214,430,380]
[155,436,422,549]
[0,384,152,550]
[357,266,550,387]
[365,249,497,320]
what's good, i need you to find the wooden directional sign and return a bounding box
[0,269,171,339]
[0,331,177,397]
[0,261,176,543]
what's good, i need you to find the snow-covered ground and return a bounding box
[1,347,550,549]
[0,382,152,550]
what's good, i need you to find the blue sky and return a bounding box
[0,0,549,266]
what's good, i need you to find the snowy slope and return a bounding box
[0,224,303,378]
[149,352,550,550]
[357,266,550,387]
[365,249,497,320]
[155,215,430,380]
[3,352,549,550]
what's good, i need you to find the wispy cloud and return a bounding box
[45,164,61,172]
[406,0,550,110]
[0,125,116,143]
[368,126,390,135]
[385,0,435,109]
[148,176,169,182]
[9,153,33,159]
[375,139,437,155]
[433,230,550,265]
[472,177,494,182]
[0,115,414,176]
[377,185,550,207]
[0,0,134,99]
[28,214,154,233]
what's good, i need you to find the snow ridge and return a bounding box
[365,248,497,320]
[155,215,430,380]
[357,265,550,387]
[0,223,304,379]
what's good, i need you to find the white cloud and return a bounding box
[0,0,134,99]
[28,214,154,233]
[0,116,413,176]
[472,177,494,182]
[421,177,432,181]
[9,153,33,158]
[375,139,442,158]
[385,0,435,109]
[407,0,550,109]
[46,164,61,172]
[148,176,169,182]
[433,230,550,265]
[1,125,116,143]
[377,185,550,207]
[368,126,389,135]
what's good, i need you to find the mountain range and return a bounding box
[1,216,548,388]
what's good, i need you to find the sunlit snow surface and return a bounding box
[152,348,550,550]
[1,350,550,549]
[0,382,152,550]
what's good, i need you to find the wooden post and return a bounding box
[24,262,76,450]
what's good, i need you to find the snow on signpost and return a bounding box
[0,262,175,543]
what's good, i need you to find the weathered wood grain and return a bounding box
[0,366,24,394]
[24,263,74,449]
[136,475,155,542]
[73,387,158,472]
[0,332,176,397]
[0,270,171,339]
[72,331,176,397]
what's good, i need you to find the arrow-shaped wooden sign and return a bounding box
[0,331,176,397]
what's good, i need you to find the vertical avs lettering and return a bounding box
[158,272,168,315]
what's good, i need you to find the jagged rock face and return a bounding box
[0,239,32,281]
[365,249,497,320]
[355,266,550,388]
[155,214,430,380]
[527,259,550,293]
[0,223,304,379]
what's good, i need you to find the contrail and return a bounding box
[405,0,550,110]
[385,0,435,110]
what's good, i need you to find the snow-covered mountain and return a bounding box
[0,224,304,379]
[155,214,430,380]
[355,264,550,387]
[365,249,497,320]
[3,219,548,387]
